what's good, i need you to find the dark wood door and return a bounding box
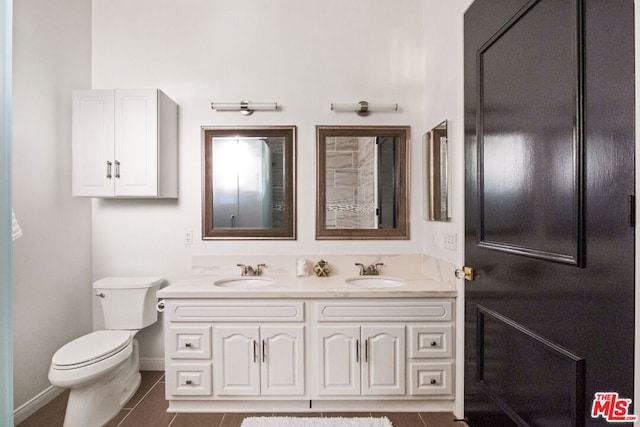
[464,1,635,426]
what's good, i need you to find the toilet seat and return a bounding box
[52,330,132,370]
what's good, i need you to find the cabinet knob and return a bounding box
[185,342,192,348]
[185,380,192,385]
[430,379,437,385]
[430,341,438,347]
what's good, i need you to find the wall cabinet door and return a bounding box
[72,89,177,198]
[214,326,260,396]
[214,325,305,397]
[361,325,405,396]
[72,90,115,197]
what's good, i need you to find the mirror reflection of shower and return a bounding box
[325,136,398,230]
[211,137,285,229]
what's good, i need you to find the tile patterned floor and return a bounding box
[17,371,463,427]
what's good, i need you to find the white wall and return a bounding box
[91,0,426,358]
[421,0,473,418]
[12,0,93,411]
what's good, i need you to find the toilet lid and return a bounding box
[52,330,132,368]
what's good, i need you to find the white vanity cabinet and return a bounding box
[313,299,454,401]
[72,89,178,198]
[162,297,455,412]
[163,299,306,405]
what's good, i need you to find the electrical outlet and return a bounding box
[443,233,457,251]
[184,230,193,245]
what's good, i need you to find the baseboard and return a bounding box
[13,385,64,425]
[139,357,165,372]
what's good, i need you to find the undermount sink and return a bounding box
[345,277,406,289]
[213,277,275,288]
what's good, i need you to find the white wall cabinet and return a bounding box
[317,325,405,396]
[72,89,178,198]
[214,325,304,396]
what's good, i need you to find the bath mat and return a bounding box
[240,416,393,427]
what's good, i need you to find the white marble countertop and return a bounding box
[157,273,457,299]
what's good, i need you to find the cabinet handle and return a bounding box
[430,379,437,385]
[253,340,258,363]
[262,340,266,363]
[186,379,192,385]
[430,341,438,347]
[356,339,360,363]
[106,161,112,179]
[185,342,192,348]
[114,160,121,178]
[365,339,369,363]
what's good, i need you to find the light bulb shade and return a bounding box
[330,101,398,116]
[211,101,278,115]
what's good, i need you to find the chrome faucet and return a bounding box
[355,262,384,276]
[237,264,266,276]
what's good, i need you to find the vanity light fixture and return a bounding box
[330,101,398,117]
[210,100,278,116]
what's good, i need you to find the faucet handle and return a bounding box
[373,262,384,275]
[237,264,248,275]
[256,264,266,276]
[355,263,365,275]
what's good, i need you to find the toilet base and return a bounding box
[62,340,141,427]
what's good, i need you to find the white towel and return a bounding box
[12,209,22,241]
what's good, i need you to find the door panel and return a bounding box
[464,0,635,426]
[214,326,260,396]
[362,326,405,396]
[317,326,360,396]
[477,0,582,265]
[261,326,305,396]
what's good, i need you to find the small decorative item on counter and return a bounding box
[313,259,331,277]
[296,258,309,277]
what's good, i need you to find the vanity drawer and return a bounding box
[166,363,213,397]
[168,325,212,359]
[409,362,453,396]
[409,325,453,358]
[316,300,452,322]
[168,301,304,322]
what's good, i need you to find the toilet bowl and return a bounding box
[48,277,163,427]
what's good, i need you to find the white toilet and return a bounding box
[48,277,163,427]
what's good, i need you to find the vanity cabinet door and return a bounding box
[361,325,405,396]
[214,326,260,396]
[260,326,305,396]
[317,326,360,396]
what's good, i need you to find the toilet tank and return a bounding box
[93,277,164,330]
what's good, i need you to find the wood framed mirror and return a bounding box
[316,125,410,240]
[202,126,296,240]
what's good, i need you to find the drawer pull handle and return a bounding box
[430,341,438,347]
[185,343,192,348]
[186,380,192,385]
[430,379,437,385]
